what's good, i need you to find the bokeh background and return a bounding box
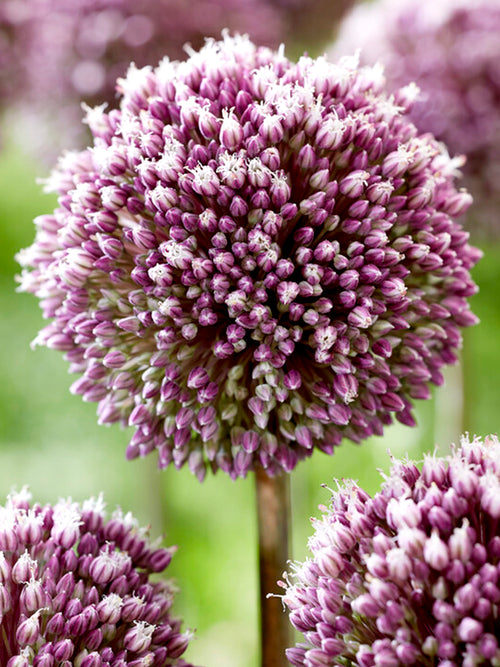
[2,1,500,665]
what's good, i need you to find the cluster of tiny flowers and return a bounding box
[283,434,500,666]
[18,34,480,480]
[0,0,284,156]
[331,0,500,238]
[0,489,194,666]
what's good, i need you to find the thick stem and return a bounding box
[255,466,292,667]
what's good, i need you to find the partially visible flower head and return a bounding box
[18,34,480,480]
[332,0,500,238]
[283,434,500,666]
[0,489,194,666]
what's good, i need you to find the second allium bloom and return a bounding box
[19,34,480,480]
[283,435,500,666]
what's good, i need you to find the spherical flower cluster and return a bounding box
[331,0,500,238]
[0,0,284,155]
[18,34,480,480]
[0,488,194,666]
[283,434,500,666]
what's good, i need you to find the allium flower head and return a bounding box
[283,434,500,666]
[0,489,194,666]
[19,34,480,480]
[332,0,500,238]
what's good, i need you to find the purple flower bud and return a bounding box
[34,654,55,667]
[46,612,65,637]
[16,612,41,646]
[339,170,369,198]
[167,631,193,658]
[12,554,38,587]
[123,621,155,653]
[7,653,30,667]
[458,617,483,643]
[79,653,102,667]
[20,579,47,614]
[52,639,74,662]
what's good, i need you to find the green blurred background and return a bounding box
[1,136,499,667]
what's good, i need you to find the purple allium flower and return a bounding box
[331,0,500,238]
[0,488,195,666]
[18,34,480,481]
[282,434,500,666]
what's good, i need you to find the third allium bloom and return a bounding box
[0,489,194,666]
[19,34,480,480]
[283,434,500,666]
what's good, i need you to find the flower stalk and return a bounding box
[255,466,292,667]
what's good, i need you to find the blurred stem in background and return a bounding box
[255,467,292,667]
[434,354,465,451]
[460,322,475,438]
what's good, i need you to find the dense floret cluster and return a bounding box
[332,0,500,238]
[19,34,480,480]
[283,434,500,666]
[0,489,194,666]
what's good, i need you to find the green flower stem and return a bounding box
[460,331,472,436]
[255,466,292,667]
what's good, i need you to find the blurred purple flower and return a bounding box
[332,0,500,238]
[18,34,480,480]
[283,434,500,666]
[1,0,285,156]
[0,488,195,666]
